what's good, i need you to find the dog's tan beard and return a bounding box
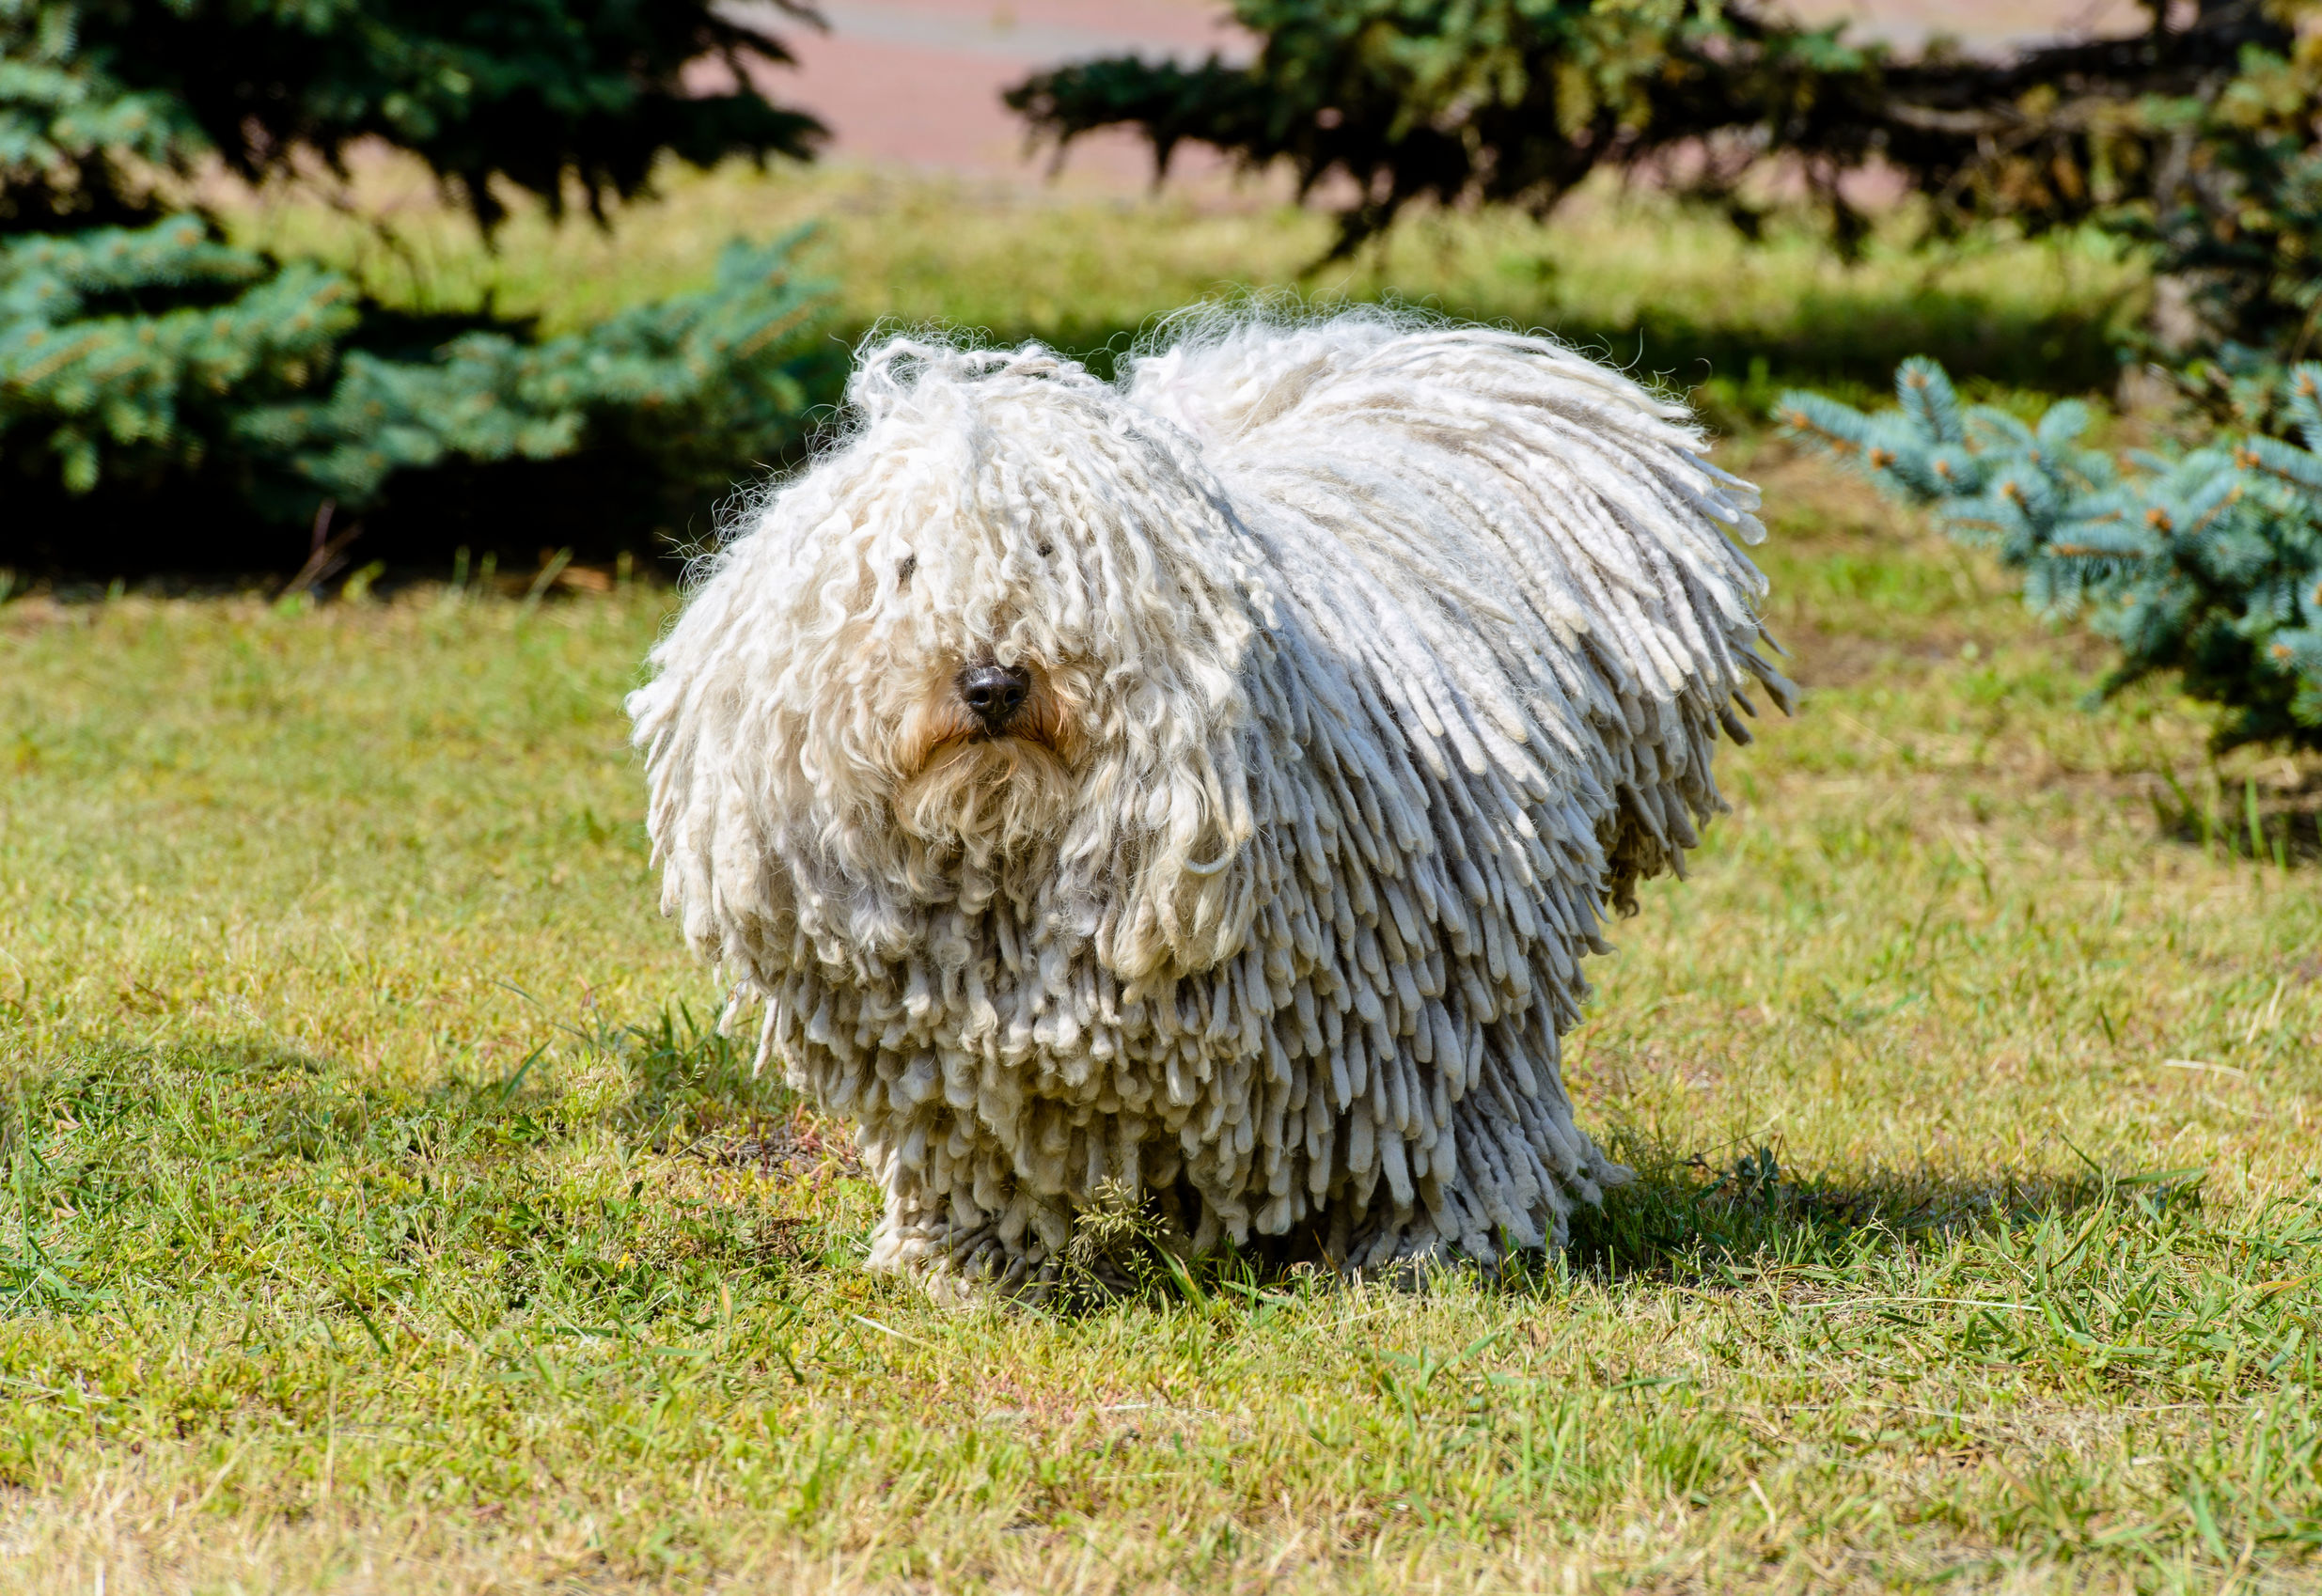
[891,671,1084,881]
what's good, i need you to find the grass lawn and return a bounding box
[220,157,2142,404]
[4,429,2320,1593]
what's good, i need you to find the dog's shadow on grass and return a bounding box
[1067,1139,2207,1314]
[1551,1140,2188,1289]
[593,1007,874,1189]
[601,1006,790,1142]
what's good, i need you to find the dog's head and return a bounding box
[630,336,1272,988]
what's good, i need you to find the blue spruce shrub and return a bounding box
[1780,361,2322,750]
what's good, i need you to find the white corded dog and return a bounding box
[629,307,1789,1297]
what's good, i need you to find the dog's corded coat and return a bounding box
[629,310,1789,1294]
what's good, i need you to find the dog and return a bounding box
[629,307,1789,1296]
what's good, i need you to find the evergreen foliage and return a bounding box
[1008,0,2303,308]
[242,231,824,510]
[4,217,356,494]
[5,0,824,231]
[2126,36,2322,422]
[4,215,824,516]
[1780,362,2322,751]
[2,0,830,552]
[2,0,195,230]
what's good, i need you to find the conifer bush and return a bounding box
[2,0,830,560]
[1010,0,2294,271]
[1779,363,2322,751]
[1009,0,2321,404]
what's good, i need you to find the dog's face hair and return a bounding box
[889,652,1080,864]
[632,340,1274,985]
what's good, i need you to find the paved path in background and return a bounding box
[724,0,1241,180]
[732,0,2152,179]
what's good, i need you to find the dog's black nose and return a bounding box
[957,663,1030,730]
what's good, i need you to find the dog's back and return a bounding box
[1124,310,1792,914]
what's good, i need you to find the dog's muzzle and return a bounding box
[956,662,1031,736]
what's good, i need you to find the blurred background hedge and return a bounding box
[2,0,834,571]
